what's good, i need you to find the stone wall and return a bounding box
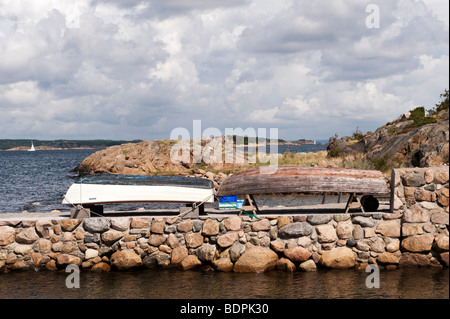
[0,166,448,273]
[390,166,449,266]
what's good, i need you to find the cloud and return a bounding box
[0,0,448,140]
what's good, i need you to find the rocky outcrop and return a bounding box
[74,140,185,176]
[73,138,247,177]
[328,109,449,169]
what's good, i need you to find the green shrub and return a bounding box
[351,126,364,141]
[409,106,437,127]
[370,154,390,172]
[428,89,449,115]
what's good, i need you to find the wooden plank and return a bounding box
[218,166,389,196]
[344,193,366,214]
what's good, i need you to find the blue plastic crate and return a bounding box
[219,195,237,203]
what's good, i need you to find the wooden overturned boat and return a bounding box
[62,174,215,217]
[217,166,390,214]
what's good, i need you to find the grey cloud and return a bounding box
[93,0,249,19]
[0,0,448,140]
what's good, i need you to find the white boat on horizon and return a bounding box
[28,141,36,151]
[62,174,215,211]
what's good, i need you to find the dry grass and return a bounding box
[254,150,384,173]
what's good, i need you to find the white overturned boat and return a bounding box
[62,174,215,214]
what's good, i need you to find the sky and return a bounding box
[0,0,448,141]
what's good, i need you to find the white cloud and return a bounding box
[0,0,448,140]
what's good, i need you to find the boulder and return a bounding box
[212,258,234,272]
[283,247,311,263]
[251,219,271,231]
[307,215,332,225]
[370,238,385,253]
[148,234,166,247]
[143,251,170,269]
[352,216,375,227]
[38,239,52,254]
[110,218,131,231]
[277,216,291,228]
[171,246,188,265]
[278,222,313,238]
[403,207,430,223]
[439,252,449,267]
[131,217,150,228]
[224,217,242,231]
[184,232,204,248]
[110,250,143,270]
[84,249,99,260]
[15,227,39,244]
[434,235,449,251]
[217,232,238,248]
[151,220,165,234]
[352,225,364,239]
[433,169,449,184]
[276,258,296,272]
[233,246,278,273]
[60,219,82,232]
[83,218,111,233]
[177,220,194,232]
[386,238,400,253]
[315,224,337,243]
[431,212,449,225]
[181,255,202,270]
[56,254,82,267]
[195,244,217,262]
[401,234,434,252]
[167,233,179,248]
[377,252,399,265]
[336,220,353,239]
[229,242,245,262]
[375,220,401,237]
[35,220,54,238]
[402,173,426,187]
[0,226,15,246]
[402,223,424,236]
[270,239,285,253]
[14,245,33,256]
[320,247,356,269]
[399,253,431,267]
[202,219,219,236]
[101,229,123,245]
[299,260,317,272]
[91,262,111,272]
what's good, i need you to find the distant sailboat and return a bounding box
[28,141,36,152]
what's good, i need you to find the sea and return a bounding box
[0,147,448,301]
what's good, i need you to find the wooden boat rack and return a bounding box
[217,166,390,216]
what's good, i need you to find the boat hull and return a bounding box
[217,166,389,196]
[62,175,215,206]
